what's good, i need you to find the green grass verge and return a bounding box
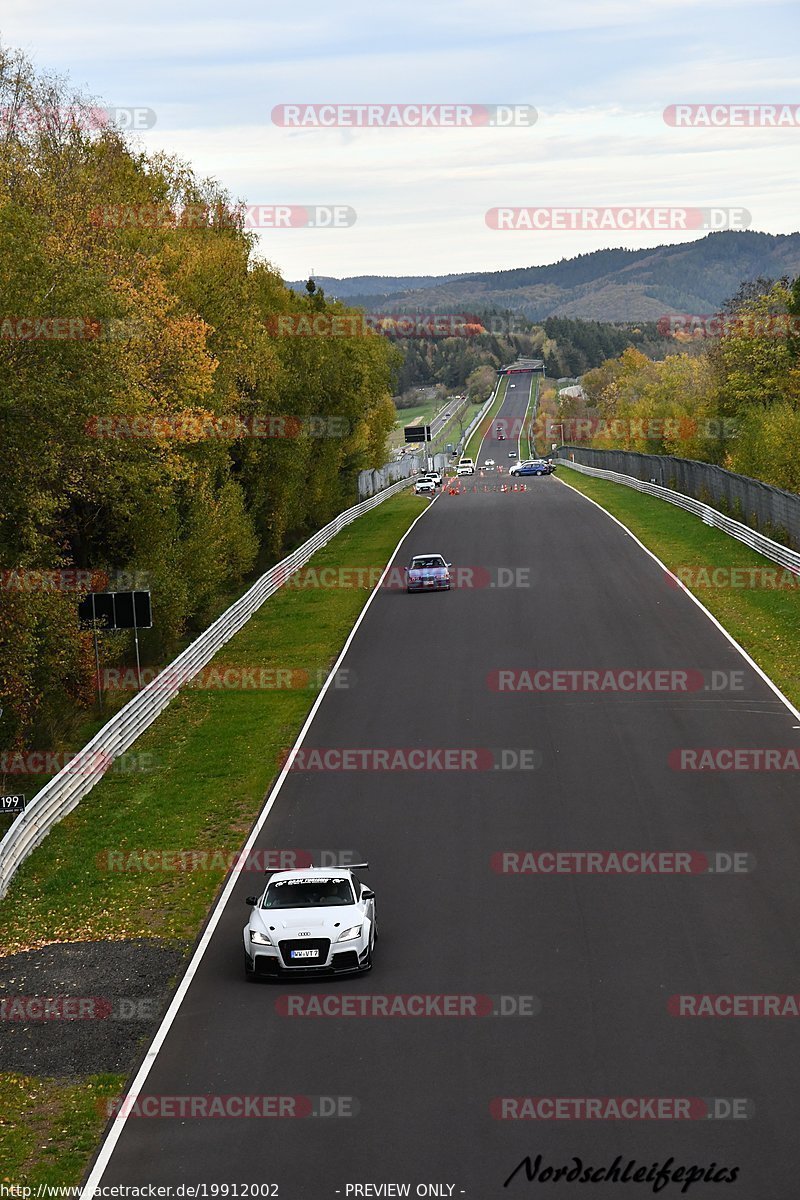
[0,1074,123,1186]
[465,377,508,462]
[392,399,437,428]
[0,490,425,955]
[558,470,800,708]
[518,377,539,461]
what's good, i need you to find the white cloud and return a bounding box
[1,0,797,276]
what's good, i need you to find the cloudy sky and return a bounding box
[2,0,797,280]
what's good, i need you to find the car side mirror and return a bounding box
[361,888,375,900]
[245,895,257,906]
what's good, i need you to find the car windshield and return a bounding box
[411,556,445,569]
[262,877,354,908]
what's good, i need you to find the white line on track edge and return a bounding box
[82,492,435,1195]
[555,472,800,723]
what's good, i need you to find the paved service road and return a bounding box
[91,377,800,1197]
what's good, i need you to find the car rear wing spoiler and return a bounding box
[264,861,370,875]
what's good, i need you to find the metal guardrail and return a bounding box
[556,444,800,550]
[557,459,800,574]
[0,473,419,900]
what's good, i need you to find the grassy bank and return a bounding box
[558,469,800,708]
[0,1074,123,1187]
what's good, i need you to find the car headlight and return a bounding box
[250,928,273,945]
[336,924,362,943]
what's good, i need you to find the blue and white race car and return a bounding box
[244,865,376,979]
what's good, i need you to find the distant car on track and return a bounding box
[483,458,496,469]
[406,553,451,592]
[244,865,375,979]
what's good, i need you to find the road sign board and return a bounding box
[78,591,153,630]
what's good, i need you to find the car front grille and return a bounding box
[278,938,331,967]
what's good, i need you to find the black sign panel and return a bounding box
[78,592,114,627]
[0,794,26,815]
[113,591,153,629]
[404,425,431,443]
[78,591,153,630]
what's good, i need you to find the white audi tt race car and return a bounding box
[244,865,376,979]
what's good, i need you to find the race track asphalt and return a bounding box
[92,372,800,1198]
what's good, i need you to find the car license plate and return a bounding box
[290,949,319,959]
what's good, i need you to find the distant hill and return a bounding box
[289,273,471,299]
[289,232,800,322]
